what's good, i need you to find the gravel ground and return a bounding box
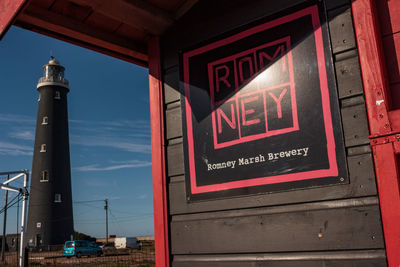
[1,248,155,266]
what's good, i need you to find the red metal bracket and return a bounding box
[370,133,400,146]
[370,133,400,154]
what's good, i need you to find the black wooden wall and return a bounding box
[160,0,387,266]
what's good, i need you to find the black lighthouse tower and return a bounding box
[27,58,74,246]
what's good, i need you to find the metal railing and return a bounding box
[38,77,69,86]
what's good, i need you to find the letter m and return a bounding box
[259,45,286,71]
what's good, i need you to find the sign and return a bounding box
[181,2,348,201]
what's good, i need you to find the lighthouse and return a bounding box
[27,57,74,246]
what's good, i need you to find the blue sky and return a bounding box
[0,26,154,238]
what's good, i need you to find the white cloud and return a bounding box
[0,113,35,124]
[0,141,33,156]
[70,118,150,131]
[104,141,150,153]
[70,135,150,154]
[68,118,150,154]
[73,160,151,172]
[137,194,147,200]
[9,130,35,141]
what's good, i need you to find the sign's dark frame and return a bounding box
[180,0,349,201]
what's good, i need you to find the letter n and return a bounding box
[217,103,236,134]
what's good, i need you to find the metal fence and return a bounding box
[0,241,155,266]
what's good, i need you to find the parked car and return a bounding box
[100,242,116,252]
[63,240,103,258]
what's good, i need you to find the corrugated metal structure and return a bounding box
[1,0,400,266]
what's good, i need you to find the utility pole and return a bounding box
[1,175,9,262]
[16,195,19,264]
[104,199,108,244]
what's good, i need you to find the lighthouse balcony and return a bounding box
[37,76,69,89]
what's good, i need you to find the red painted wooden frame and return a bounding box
[352,0,400,266]
[0,0,28,39]
[148,37,170,267]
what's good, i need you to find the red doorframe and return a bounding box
[148,37,170,267]
[352,0,400,266]
[0,0,28,39]
[0,1,170,264]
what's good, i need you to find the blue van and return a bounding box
[63,240,103,258]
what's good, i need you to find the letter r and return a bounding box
[215,65,231,92]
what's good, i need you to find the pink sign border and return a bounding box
[182,5,338,194]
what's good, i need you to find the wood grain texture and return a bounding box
[372,143,400,267]
[163,68,181,104]
[335,52,364,99]
[328,6,356,54]
[341,103,370,147]
[351,0,391,136]
[352,1,400,265]
[160,1,386,265]
[389,82,400,109]
[148,37,170,267]
[68,0,174,35]
[161,0,305,69]
[325,0,349,11]
[382,32,400,84]
[173,259,386,267]
[166,142,184,177]
[169,153,377,214]
[173,250,386,267]
[166,106,183,140]
[0,0,27,39]
[376,0,400,36]
[170,199,384,254]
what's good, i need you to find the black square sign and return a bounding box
[180,2,348,201]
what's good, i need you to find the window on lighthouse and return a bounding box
[42,116,48,125]
[40,144,47,152]
[55,91,61,99]
[54,194,62,203]
[40,170,49,182]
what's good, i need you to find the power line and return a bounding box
[74,202,104,209]
[73,199,105,204]
[0,194,21,215]
[74,216,153,225]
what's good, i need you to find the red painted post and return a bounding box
[148,36,170,267]
[0,0,28,39]
[372,143,400,267]
[352,0,400,266]
[351,0,391,137]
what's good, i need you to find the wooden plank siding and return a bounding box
[159,0,386,266]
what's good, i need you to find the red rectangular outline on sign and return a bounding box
[183,5,338,194]
[208,36,299,149]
